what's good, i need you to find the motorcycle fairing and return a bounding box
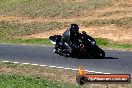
[49,36,57,45]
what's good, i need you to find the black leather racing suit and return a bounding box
[60,28,80,53]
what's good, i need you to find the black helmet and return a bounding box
[70,24,79,33]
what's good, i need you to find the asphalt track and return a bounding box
[0,44,132,75]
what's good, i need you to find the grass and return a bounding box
[0,38,132,49]
[0,74,77,88]
[0,62,83,88]
[0,62,80,88]
[0,20,131,49]
[99,10,128,17]
[0,0,112,18]
[0,17,132,39]
[0,20,131,50]
[95,38,132,49]
[0,61,132,88]
[0,38,52,45]
[0,0,131,87]
[0,21,69,39]
[0,0,131,50]
[95,38,109,45]
[82,17,132,28]
[102,44,132,49]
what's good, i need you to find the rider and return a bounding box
[53,24,80,53]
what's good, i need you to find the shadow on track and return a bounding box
[56,53,118,59]
[105,57,118,59]
[75,57,118,59]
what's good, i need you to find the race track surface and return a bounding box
[0,44,132,75]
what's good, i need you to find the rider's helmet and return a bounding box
[70,24,79,34]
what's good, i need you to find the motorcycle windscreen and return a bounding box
[49,36,57,45]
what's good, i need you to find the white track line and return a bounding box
[95,72,103,74]
[1,60,111,74]
[31,64,38,66]
[84,70,88,72]
[87,71,95,73]
[56,67,64,69]
[13,62,20,64]
[2,61,10,63]
[64,68,72,70]
[40,65,47,67]
[71,69,78,71]
[22,63,30,65]
[49,66,56,68]
[103,73,111,74]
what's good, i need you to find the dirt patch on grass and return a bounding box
[24,29,65,38]
[81,26,132,44]
[0,15,29,22]
[24,25,132,44]
[0,15,86,23]
[64,0,85,3]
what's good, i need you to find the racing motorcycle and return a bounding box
[49,31,105,58]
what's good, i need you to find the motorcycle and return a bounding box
[49,31,105,58]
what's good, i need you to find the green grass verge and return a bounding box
[102,44,132,49]
[0,38,52,46]
[0,61,132,88]
[0,62,83,88]
[95,38,132,49]
[0,0,112,18]
[0,62,132,88]
[0,38,132,49]
[0,74,77,88]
